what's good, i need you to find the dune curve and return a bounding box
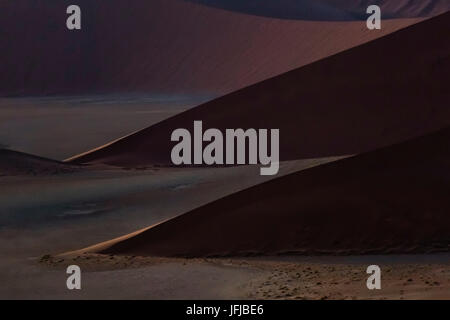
[68,12,450,167]
[187,0,450,21]
[94,126,450,257]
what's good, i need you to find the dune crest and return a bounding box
[69,12,450,167]
[96,127,450,257]
[187,0,450,21]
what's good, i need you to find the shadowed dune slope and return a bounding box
[98,127,450,257]
[0,0,424,96]
[69,12,450,166]
[187,0,450,21]
[0,149,78,176]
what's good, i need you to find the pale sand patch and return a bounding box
[38,253,450,300]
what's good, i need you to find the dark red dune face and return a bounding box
[68,12,450,166]
[187,0,450,20]
[100,126,450,257]
[0,0,425,96]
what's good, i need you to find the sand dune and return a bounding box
[188,0,450,20]
[0,0,423,96]
[0,149,78,176]
[94,127,450,257]
[69,12,450,167]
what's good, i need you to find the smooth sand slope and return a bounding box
[0,0,424,96]
[69,12,450,166]
[188,0,450,20]
[92,127,450,257]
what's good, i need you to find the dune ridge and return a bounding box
[68,11,450,167]
[95,126,450,257]
[187,0,450,21]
